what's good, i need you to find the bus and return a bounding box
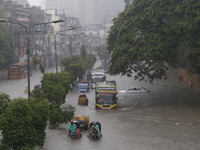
[7,61,32,79]
[95,81,118,109]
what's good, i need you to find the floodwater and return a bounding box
[0,60,200,150]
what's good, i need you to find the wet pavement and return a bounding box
[0,60,200,150]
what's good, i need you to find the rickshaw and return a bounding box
[87,121,102,140]
[68,120,82,139]
[77,94,89,106]
[73,115,90,130]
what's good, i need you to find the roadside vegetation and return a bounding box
[107,0,200,83]
[0,17,17,70]
[0,46,96,149]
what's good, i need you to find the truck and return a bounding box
[77,81,90,93]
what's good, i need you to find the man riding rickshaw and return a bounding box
[67,120,82,139]
[87,121,102,140]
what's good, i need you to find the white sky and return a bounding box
[28,0,42,6]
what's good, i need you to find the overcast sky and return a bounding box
[28,0,42,6]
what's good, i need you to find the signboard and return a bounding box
[97,86,116,91]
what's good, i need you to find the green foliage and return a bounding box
[80,46,87,61]
[95,45,108,60]
[175,0,200,74]
[40,72,72,105]
[62,105,76,124]
[85,54,97,70]
[106,0,200,83]
[48,105,75,129]
[60,55,85,80]
[0,97,49,149]
[32,71,75,129]
[32,57,45,74]
[124,0,132,6]
[49,104,63,128]
[0,92,11,115]
[0,23,16,69]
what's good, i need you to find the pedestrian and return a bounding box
[190,79,193,87]
[179,76,183,81]
[24,87,28,94]
[70,84,73,90]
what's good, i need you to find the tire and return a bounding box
[72,135,76,139]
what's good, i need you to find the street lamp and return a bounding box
[0,18,64,98]
[68,31,85,56]
[38,28,76,75]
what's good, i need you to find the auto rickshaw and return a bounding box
[87,121,102,140]
[68,120,82,139]
[73,115,90,130]
[77,94,89,106]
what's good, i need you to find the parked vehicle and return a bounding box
[7,61,32,79]
[77,94,89,106]
[77,81,90,93]
[34,84,42,90]
[119,87,150,93]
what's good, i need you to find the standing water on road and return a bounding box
[0,61,200,150]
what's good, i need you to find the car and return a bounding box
[118,87,150,93]
[34,84,42,90]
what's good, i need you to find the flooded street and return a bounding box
[0,60,200,150]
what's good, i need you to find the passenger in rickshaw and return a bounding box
[73,120,81,138]
[92,122,101,137]
[79,120,88,130]
[68,120,76,134]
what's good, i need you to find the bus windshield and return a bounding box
[96,94,116,105]
[78,84,88,89]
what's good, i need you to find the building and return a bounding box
[45,0,125,26]
[12,0,28,7]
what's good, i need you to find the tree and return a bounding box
[80,46,87,61]
[60,55,85,81]
[48,105,75,129]
[31,71,75,129]
[0,97,49,149]
[0,22,16,69]
[40,72,72,105]
[175,0,200,74]
[124,0,132,6]
[85,53,96,70]
[0,92,11,115]
[32,57,45,73]
[106,0,183,83]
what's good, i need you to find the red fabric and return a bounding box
[76,128,80,138]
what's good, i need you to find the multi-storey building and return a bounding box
[0,0,30,62]
[45,0,125,26]
[12,0,28,7]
